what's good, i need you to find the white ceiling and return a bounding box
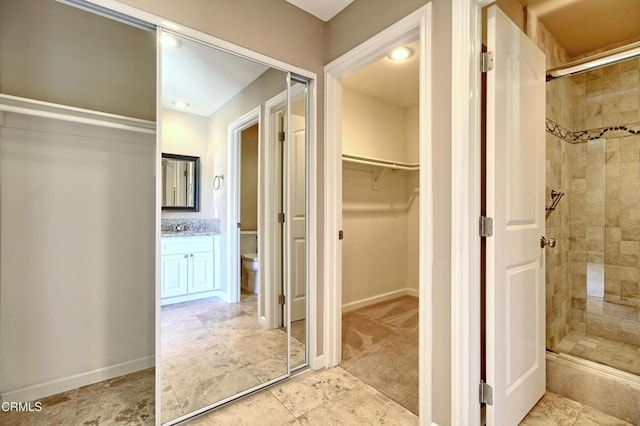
[286,0,353,21]
[342,40,419,109]
[161,34,269,117]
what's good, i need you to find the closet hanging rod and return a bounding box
[0,94,156,135]
[342,153,419,171]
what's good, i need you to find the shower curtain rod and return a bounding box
[547,40,640,80]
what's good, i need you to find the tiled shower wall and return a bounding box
[528,12,573,349]
[534,11,640,347]
[549,57,640,347]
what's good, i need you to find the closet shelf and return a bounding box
[342,153,419,190]
[342,153,419,171]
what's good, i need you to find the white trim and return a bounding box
[227,107,261,304]
[84,0,314,80]
[1,356,154,403]
[154,26,163,425]
[451,0,486,424]
[342,288,419,313]
[305,78,319,371]
[160,290,217,306]
[324,5,432,425]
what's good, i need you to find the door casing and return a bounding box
[323,5,433,424]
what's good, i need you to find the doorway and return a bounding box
[323,4,432,422]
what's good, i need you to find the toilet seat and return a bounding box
[241,253,258,261]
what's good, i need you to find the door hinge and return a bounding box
[481,51,494,72]
[479,216,494,238]
[338,230,344,240]
[479,380,493,405]
[278,294,285,305]
[278,212,285,223]
[237,222,241,229]
[278,131,285,142]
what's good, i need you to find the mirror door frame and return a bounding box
[80,1,317,422]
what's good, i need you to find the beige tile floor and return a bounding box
[1,361,632,425]
[520,391,634,426]
[555,330,640,376]
[160,292,306,423]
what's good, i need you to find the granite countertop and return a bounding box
[161,231,217,237]
[160,218,221,237]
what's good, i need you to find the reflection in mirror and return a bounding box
[161,153,200,211]
[287,79,308,370]
[160,31,307,424]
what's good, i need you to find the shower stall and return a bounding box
[546,55,640,376]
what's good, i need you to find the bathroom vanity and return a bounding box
[160,234,221,305]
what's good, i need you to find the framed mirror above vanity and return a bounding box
[161,153,200,211]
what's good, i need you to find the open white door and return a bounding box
[286,112,306,322]
[486,5,546,425]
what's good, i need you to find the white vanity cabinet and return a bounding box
[161,235,220,304]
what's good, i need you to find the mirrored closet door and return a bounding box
[159,31,310,424]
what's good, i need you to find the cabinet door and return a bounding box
[189,251,214,294]
[161,254,189,298]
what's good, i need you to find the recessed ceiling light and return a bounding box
[172,100,190,108]
[161,33,182,48]
[388,46,414,61]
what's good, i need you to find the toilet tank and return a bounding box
[240,231,258,254]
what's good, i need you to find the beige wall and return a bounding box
[341,89,419,306]
[326,0,429,62]
[0,0,156,120]
[241,124,259,231]
[161,108,213,219]
[342,88,409,162]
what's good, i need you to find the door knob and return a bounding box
[540,236,556,248]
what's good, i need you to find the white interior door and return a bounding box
[486,5,546,425]
[287,113,306,322]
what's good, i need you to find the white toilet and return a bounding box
[240,231,259,294]
[241,253,259,294]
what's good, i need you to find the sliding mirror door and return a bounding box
[160,31,308,424]
[286,78,308,370]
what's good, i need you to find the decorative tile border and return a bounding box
[573,123,640,143]
[546,118,574,142]
[546,118,640,143]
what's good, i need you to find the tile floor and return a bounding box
[0,368,155,426]
[160,292,306,423]
[555,330,640,376]
[520,391,634,425]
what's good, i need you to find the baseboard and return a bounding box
[1,355,154,403]
[342,288,418,312]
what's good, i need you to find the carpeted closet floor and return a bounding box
[341,295,419,415]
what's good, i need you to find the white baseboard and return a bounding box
[1,355,154,403]
[342,288,418,313]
